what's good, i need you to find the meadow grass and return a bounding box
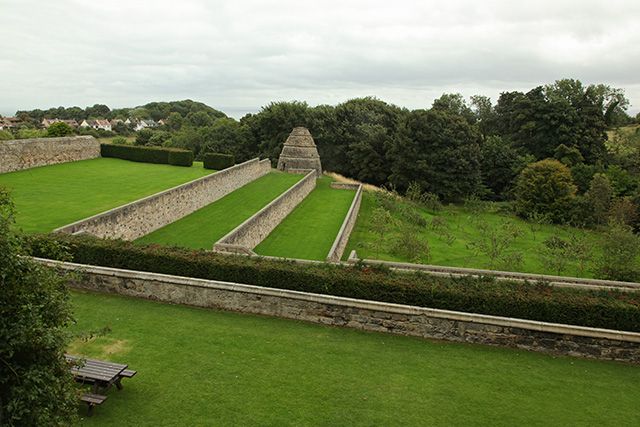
[344,191,608,277]
[254,177,355,260]
[136,171,302,249]
[70,290,640,426]
[0,158,211,233]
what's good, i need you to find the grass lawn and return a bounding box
[344,191,615,278]
[255,177,355,260]
[136,171,303,249]
[70,290,640,426]
[0,158,212,233]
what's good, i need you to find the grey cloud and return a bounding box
[1,0,639,117]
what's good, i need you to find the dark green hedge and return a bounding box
[203,153,235,170]
[101,144,193,166]
[168,150,194,167]
[27,234,640,332]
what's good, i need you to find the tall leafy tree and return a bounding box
[389,109,482,201]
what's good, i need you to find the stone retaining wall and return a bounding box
[214,170,316,252]
[326,185,362,262]
[0,136,100,174]
[36,258,640,364]
[348,255,640,292]
[55,158,271,240]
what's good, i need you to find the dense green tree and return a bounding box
[148,131,172,146]
[594,223,640,281]
[0,189,78,425]
[514,159,577,223]
[46,122,74,137]
[185,111,214,128]
[167,112,183,131]
[166,126,205,156]
[134,128,154,146]
[389,109,482,201]
[200,118,256,162]
[480,135,529,200]
[432,93,476,125]
[586,173,614,225]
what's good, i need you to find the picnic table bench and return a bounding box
[66,354,137,416]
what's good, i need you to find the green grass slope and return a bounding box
[345,191,607,277]
[0,158,211,233]
[136,171,302,249]
[70,290,640,426]
[255,177,355,260]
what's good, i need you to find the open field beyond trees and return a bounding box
[255,177,355,260]
[345,191,614,278]
[136,171,302,249]
[0,158,211,233]
[70,290,640,426]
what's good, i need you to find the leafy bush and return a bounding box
[111,136,128,145]
[168,150,194,167]
[203,153,235,170]
[26,233,640,332]
[46,122,74,137]
[514,159,577,224]
[101,143,193,166]
[1,190,78,425]
[594,223,640,282]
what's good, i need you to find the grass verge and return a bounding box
[136,171,302,249]
[69,290,640,426]
[0,158,211,233]
[255,177,355,260]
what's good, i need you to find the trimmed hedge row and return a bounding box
[27,234,640,332]
[203,153,234,170]
[101,144,194,167]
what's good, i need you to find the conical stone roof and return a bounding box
[277,127,322,177]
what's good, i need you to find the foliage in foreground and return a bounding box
[27,233,640,332]
[0,189,77,426]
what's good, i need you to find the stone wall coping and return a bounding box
[356,258,640,290]
[215,170,316,248]
[1,135,96,145]
[326,184,362,262]
[54,157,261,233]
[33,257,640,344]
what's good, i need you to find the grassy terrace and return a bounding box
[255,177,355,260]
[0,158,212,233]
[71,290,640,426]
[136,171,302,249]
[344,191,609,277]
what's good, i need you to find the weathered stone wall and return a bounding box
[214,170,316,252]
[326,185,362,262]
[0,136,100,174]
[36,258,640,364]
[55,158,272,240]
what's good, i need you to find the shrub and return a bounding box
[168,150,194,167]
[134,128,153,146]
[203,153,235,170]
[1,190,78,425]
[101,143,193,166]
[26,233,640,332]
[46,122,74,137]
[594,223,640,282]
[514,159,577,224]
[111,136,128,145]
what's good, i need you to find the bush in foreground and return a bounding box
[27,233,640,332]
[0,189,77,425]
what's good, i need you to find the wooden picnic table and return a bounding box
[65,354,128,393]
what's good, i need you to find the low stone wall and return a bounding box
[0,136,100,174]
[326,185,362,262]
[55,158,271,240]
[348,255,640,292]
[214,170,316,252]
[329,182,360,190]
[36,258,640,364]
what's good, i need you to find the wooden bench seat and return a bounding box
[80,393,107,416]
[120,369,137,378]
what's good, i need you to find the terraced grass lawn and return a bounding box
[0,158,212,233]
[344,191,613,278]
[70,290,640,426]
[255,177,355,260]
[136,171,302,249]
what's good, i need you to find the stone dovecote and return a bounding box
[277,127,322,177]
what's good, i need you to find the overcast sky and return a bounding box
[1,0,639,118]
